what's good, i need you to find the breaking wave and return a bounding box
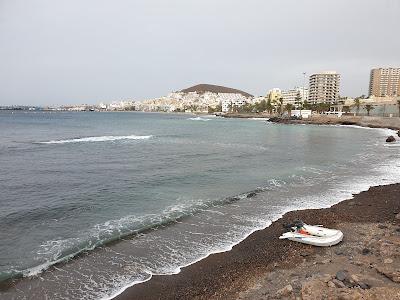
[38,135,153,144]
[187,117,211,121]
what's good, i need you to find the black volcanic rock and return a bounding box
[180,84,253,98]
[386,136,396,143]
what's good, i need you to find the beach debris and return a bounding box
[280,221,343,247]
[386,136,396,143]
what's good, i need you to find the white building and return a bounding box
[308,71,341,104]
[220,93,250,112]
[281,87,309,107]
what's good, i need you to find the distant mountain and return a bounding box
[180,84,253,98]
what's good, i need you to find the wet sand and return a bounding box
[115,183,400,299]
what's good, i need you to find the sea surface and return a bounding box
[0,111,399,299]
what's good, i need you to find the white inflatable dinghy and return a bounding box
[279,221,343,247]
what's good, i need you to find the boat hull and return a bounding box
[279,224,343,247]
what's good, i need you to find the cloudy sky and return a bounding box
[0,0,399,106]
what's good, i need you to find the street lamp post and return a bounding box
[302,72,307,113]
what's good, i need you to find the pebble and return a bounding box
[384,258,393,264]
[300,252,310,257]
[336,270,349,282]
[327,281,336,288]
[359,282,370,289]
[362,248,371,255]
[332,279,346,288]
[275,284,293,297]
[334,249,344,255]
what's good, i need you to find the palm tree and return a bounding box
[364,104,374,116]
[228,102,233,113]
[353,98,361,115]
[285,103,295,117]
[278,97,284,116]
[266,99,273,114]
[295,93,302,110]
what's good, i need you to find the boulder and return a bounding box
[386,136,396,143]
[398,130,400,137]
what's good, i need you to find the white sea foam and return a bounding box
[384,142,400,147]
[248,117,269,121]
[187,117,211,121]
[39,135,153,144]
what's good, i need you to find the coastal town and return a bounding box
[5,67,400,119]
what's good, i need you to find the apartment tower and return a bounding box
[308,71,340,104]
[369,68,400,97]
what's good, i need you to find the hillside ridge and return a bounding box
[180,84,253,98]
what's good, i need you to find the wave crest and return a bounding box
[187,117,211,121]
[38,135,153,144]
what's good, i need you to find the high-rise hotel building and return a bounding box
[369,68,400,97]
[308,71,340,104]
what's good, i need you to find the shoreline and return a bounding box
[219,113,400,132]
[267,115,400,132]
[114,182,400,300]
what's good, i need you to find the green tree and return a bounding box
[285,103,295,117]
[278,97,284,116]
[266,98,273,114]
[353,98,361,115]
[364,104,374,116]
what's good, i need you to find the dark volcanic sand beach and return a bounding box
[115,183,400,300]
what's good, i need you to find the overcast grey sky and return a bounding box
[0,0,399,106]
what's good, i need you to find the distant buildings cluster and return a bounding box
[4,68,399,115]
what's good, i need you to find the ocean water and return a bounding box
[0,111,399,299]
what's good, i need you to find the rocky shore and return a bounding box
[267,115,400,132]
[115,184,400,300]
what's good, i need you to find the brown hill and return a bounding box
[180,84,253,98]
